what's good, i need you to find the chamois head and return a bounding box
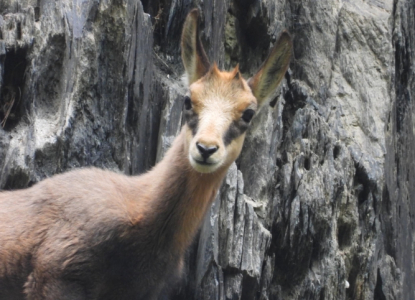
[181,9,292,173]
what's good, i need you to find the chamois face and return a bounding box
[181,9,292,174]
[184,65,257,173]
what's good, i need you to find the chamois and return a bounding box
[0,9,292,300]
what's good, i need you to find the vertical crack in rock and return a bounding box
[0,46,28,130]
[385,0,415,299]
[374,268,387,300]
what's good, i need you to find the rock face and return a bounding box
[0,0,413,299]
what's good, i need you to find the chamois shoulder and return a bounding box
[41,167,148,216]
[35,167,138,199]
[1,167,149,228]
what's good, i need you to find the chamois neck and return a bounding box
[142,128,228,253]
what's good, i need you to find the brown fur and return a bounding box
[0,9,292,300]
[0,130,226,300]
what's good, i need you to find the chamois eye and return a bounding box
[241,109,255,123]
[184,96,192,110]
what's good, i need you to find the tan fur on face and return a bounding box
[181,10,291,174]
[190,64,256,117]
[186,64,257,173]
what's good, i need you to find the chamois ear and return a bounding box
[181,9,211,85]
[248,31,292,107]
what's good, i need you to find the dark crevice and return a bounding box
[276,156,283,169]
[337,220,353,249]
[148,0,190,63]
[353,162,372,205]
[394,38,411,134]
[302,123,309,138]
[35,0,41,22]
[241,273,258,300]
[269,96,278,108]
[231,0,270,74]
[333,145,341,160]
[140,0,150,12]
[16,22,22,40]
[244,15,269,51]
[126,82,139,127]
[374,269,387,300]
[0,47,28,130]
[281,72,307,142]
[34,7,40,22]
[141,0,165,22]
[319,141,328,166]
[395,156,400,187]
[310,233,323,263]
[3,168,30,190]
[304,157,311,171]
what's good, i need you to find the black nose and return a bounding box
[196,142,218,160]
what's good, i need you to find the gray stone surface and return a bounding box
[0,0,413,299]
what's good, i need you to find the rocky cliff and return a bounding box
[0,0,413,299]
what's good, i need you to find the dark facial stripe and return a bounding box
[223,120,249,146]
[184,110,199,136]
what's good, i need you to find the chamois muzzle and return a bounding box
[196,142,219,161]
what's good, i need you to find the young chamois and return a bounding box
[0,9,292,300]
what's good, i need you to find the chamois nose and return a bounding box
[196,142,218,160]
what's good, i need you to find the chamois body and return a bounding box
[0,129,226,300]
[0,8,292,300]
